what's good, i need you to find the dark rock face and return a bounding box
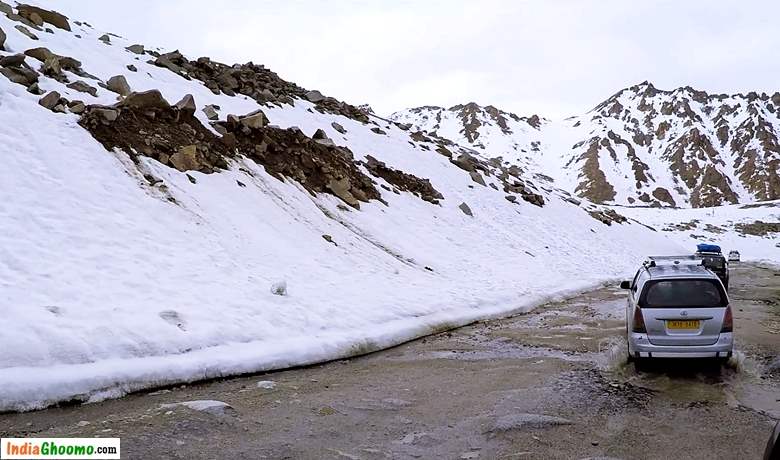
[16,4,71,31]
[214,116,381,208]
[79,91,230,173]
[150,51,369,123]
[363,155,443,204]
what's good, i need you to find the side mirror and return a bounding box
[620,280,631,290]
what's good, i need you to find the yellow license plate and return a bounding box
[667,320,700,329]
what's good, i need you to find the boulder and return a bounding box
[331,121,346,134]
[58,56,81,71]
[305,90,325,103]
[92,107,119,122]
[68,101,86,114]
[469,171,486,186]
[126,64,137,72]
[98,33,110,44]
[66,80,98,97]
[106,75,131,96]
[0,1,11,15]
[125,44,144,55]
[327,177,360,208]
[118,90,170,110]
[0,53,25,67]
[0,66,38,86]
[170,145,203,172]
[239,109,268,129]
[25,82,43,94]
[38,90,61,110]
[173,94,196,117]
[458,202,473,217]
[42,56,62,78]
[16,4,71,31]
[24,47,55,62]
[202,104,219,120]
[0,26,5,51]
[14,25,38,40]
[27,12,44,27]
[505,195,517,203]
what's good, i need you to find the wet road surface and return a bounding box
[1,264,779,459]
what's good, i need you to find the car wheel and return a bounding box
[633,358,649,372]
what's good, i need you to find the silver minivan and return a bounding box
[621,258,733,365]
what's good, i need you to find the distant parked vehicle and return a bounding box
[621,256,733,367]
[728,250,740,262]
[694,244,730,290]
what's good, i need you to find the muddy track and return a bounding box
[1,264,778,459]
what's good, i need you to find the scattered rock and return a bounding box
[41,56,64,81]
[203,104,219,120]
[125,44,144,54]
[0,67,38,88]
[322,234,337,245]
[364,155,444,204]
[270,280,287,296]
[15,25,38,40]
[38,90,61,110]
[66,80,98,97]
[331,122,346,134]
[26,11,43,27]
[370,127,387,135]
[117,89,170,110]
[24,46,55,62]
[327,177,360,208]
[238,109,268,129]
[91,107,119,123]
[305,90,325,103]
[16,4,71,31]
[160,400,235,417]
[106,75,131,96]
[68,101,86,114]
[98,33,110,44]
[469,171,486,186]
[169,145,203,172]
[505,195,517,203]
[173,94,196,117]
[0,1,11,15]
[458,202,473,216]
[26,82,43,94]
[0,53,25,67]
[256,380,276,390]
[492,413,572,432]
[0,26,5,51]
[126,64,137,72]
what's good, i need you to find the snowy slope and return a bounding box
[0,2,686,411]
[392,83,780,208]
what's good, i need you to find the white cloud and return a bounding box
[56,0,780,118]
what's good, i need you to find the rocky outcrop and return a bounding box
[16,4,71,31]
[79,90,231,173]
[214,114,381,208]
[106,75,131,96]
[151,51,369,123]
[363,155,443,204]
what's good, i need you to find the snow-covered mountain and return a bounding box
[392,82,780,208]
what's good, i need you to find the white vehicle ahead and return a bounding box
[621,257,733,366]
[728,250,740,262]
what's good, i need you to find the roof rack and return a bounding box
[643,255,705,268]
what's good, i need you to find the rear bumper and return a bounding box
[628,332,733,358]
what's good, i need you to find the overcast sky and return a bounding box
[57,0,780,118]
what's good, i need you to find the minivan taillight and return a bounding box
[632,306,646,333]
[721,305,733,333]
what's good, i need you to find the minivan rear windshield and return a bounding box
[641,279,725,308]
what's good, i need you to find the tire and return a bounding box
[633,358,649,372]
